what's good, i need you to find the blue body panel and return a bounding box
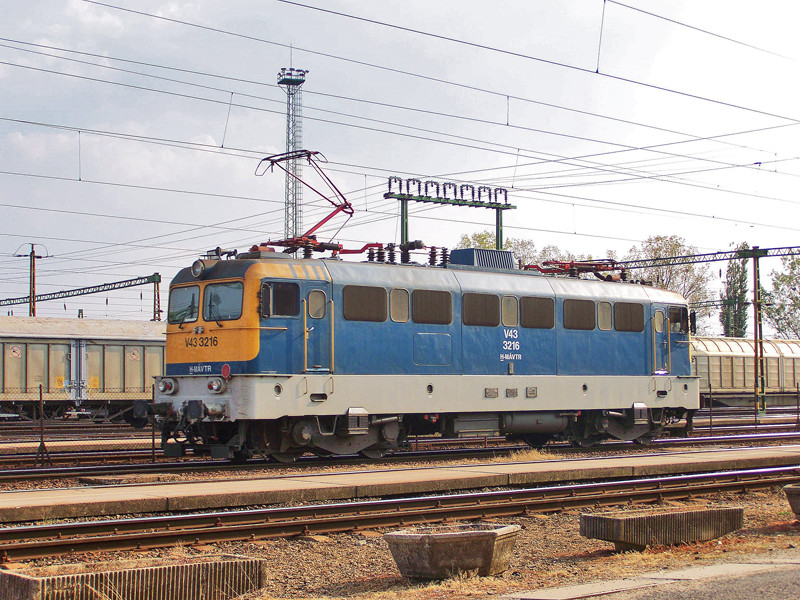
[167,257,694,380]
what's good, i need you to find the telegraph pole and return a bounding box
[13,244,46,316]
[743,246,769,413]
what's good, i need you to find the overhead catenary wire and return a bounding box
[0,35,779,161]
[3,3,793,314]
[273,0,800,123]
[3,38,796,187]
[82,1,800,126]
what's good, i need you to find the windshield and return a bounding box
[168,286,199,324]
[203,282,244,321]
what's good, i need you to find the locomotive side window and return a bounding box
[412,289,452,325]
[520,296,554,329]
[273,282,300,316]
[564,299,596,330]
[669,306,689,333]
[462,293,500,327]
[615,302,645,332]
[654,310,665,333]
[390,288,410,323]
[502,296,519,327]
[308,290,327,319]
[598,302,612,331]
[203,282,243,322]
[343,285,387,322]
[259,282,300,318]
[167,285,199,325]
[259,283,271,318]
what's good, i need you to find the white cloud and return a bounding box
[65,0,125,37]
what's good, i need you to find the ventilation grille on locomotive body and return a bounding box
[449,248,516,270]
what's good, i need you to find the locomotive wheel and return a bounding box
[633,432,658,446]
[231,450,251,464]
[358,447,387,459]
[519,434,552,449]
[570,435,603,448]
[271,452,302,463]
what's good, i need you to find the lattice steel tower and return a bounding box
[277,67,308,239]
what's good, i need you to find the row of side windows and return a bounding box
[563,299,644,332]
[255,283,674,334]
[341,286,648,332]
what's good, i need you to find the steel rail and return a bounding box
[2,430,800,482]
[1,466,799,561]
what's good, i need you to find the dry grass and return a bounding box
[496,447,556,462]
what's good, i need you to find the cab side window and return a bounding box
[260,281,300,318]
[669,306,689,333]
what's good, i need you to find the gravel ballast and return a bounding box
[19,488,800,600]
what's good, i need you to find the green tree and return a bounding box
[504,237,539,266]
[624,235,712,311]
[763,256,800,339]
[455,231,497,251]
[719,242,750,337]
[455,230,583,267]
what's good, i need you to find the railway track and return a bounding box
[1,465,797,562]
[1,430,799,484]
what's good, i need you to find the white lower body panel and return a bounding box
[161,373,700,421]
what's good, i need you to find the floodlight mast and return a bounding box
[277,67,308,240]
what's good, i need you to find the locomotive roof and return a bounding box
[321,258,688,304]
[0,316,165,342]
[171,254,689,306]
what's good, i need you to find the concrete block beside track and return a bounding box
[0,555,266,600]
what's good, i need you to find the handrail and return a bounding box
[667,317,672,373]
[302,298,308,374]
[652,314,657,374]
[330,298,335,374]
[166,326,287,335]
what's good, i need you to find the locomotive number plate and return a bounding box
[184,336,219,348]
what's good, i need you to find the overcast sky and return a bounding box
[2,0,799,327]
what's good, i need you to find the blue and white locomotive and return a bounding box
[151,245,699,460]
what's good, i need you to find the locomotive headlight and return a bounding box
[157,378,178,395]
[207,377,226,393]
[191,259,206,278]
